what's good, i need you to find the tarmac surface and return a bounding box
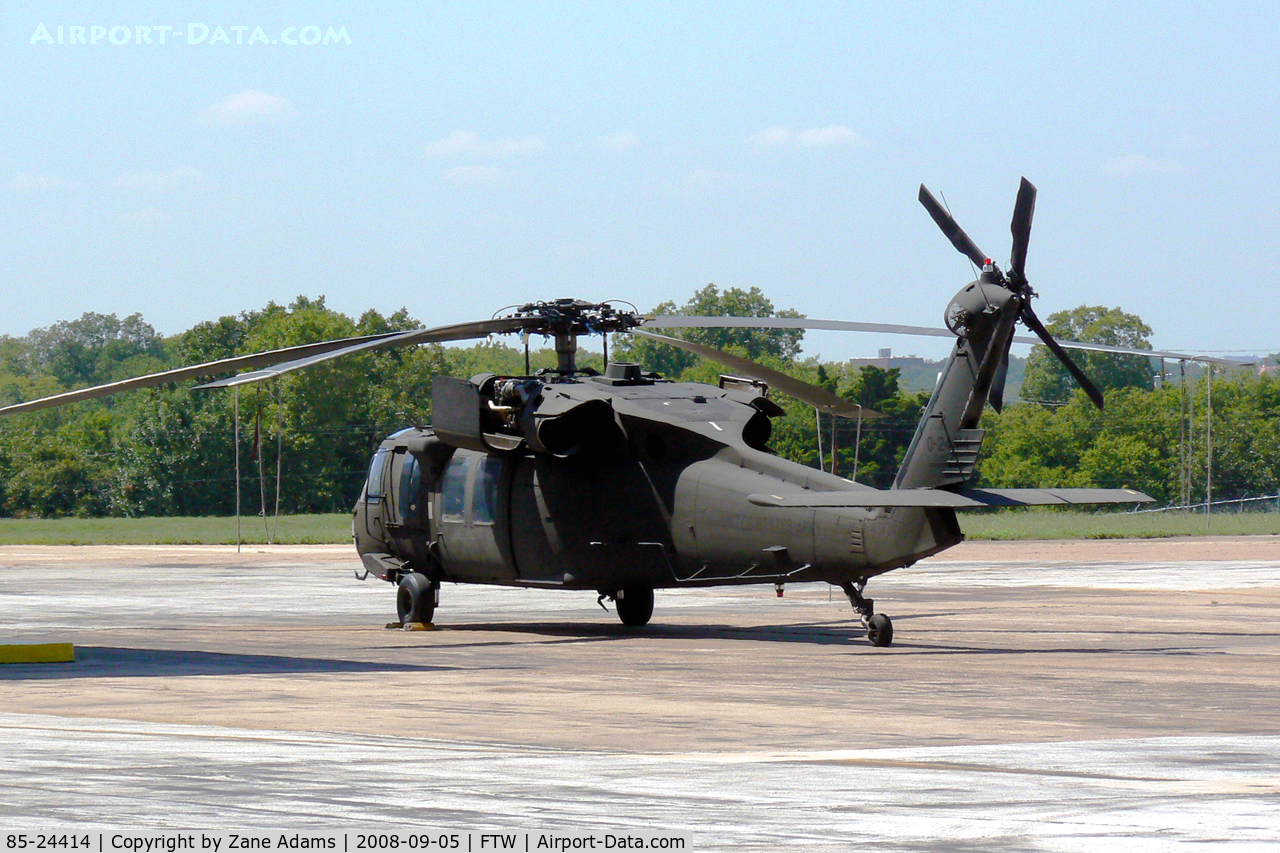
[1,538,1278,850]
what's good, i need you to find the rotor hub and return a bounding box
[944,281,1015,339]
[504,299,643,338]
[497,299,643,376]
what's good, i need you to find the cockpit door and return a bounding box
[432,451,516,582]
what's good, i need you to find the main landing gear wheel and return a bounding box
[614,587,654,627]
[397,572,437,625]
[866,613,893,647]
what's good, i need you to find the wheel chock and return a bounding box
[0,643,75,664]
[402,622,436,631]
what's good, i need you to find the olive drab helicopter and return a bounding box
[9,178,1224,646]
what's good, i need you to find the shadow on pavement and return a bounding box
[437,619,871,646]
[0,645,454,679]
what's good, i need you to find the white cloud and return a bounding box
[201,90,294,125]
[426,131,481,157]
[443,165,503,184]
[426,131,543,158]
[750,127,793,148]
[596,132,638,151]
[684,167,734,190]
[116,166,202,191]
[10,173,62,190]
[1105,154,1184,176]
[796,125,859,148]
[750,125,859,150]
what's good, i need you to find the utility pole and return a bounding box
[1206,363,1213,528]
[1179,360,1187,509]
[234,387,241,553]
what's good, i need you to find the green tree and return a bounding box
[24,312,168,389]
[848,365,900,409]
[976,371,1280,507]
[611,284,804,378]
[0,297,457,518]
[832,366,929,487]
[1020,305,1154,403]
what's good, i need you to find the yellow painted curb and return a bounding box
[0,643,75,664]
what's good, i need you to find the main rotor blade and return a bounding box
[629,330,882,419]
[1009,177,1037,282]
[0,330,403,417]
[196,317,541,389]
[1009,335,1248,365]
[0,317,542,417]
[641,315,957,339]
[641,312,1249,364]
[1019,305,1105,410]
[919,184,988,268]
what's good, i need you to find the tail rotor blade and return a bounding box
[990,350,1010,413]
[919,184,988,268]
[1009,177,1037,282]
[1020,305,1105,410]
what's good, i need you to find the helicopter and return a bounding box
[6,178,1228,646]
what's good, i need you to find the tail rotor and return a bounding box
[919,176,1105,411]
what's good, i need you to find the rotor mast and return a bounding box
[507,299,641,378]
[555,331,578,374]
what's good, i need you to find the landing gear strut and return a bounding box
[841,580,893,647]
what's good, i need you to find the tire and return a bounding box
[866,613,893,647]
[397,572,436,624]
[615,587,654,627]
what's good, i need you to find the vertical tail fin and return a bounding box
[894,284,1017,490]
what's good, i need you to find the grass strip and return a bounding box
[959,508,1280,540]
[0,514,352,545]
[1,509,1278,546]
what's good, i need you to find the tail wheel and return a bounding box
[866,613,893,647]
[614,587,654,627]
[397,572,437,625]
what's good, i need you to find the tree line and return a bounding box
[1,288,1275,518]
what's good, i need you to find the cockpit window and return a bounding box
[400,453,422,522]
[365,448,390,500]
[472,457,503,525]
[441,456,470,522]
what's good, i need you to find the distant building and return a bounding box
[848,348,928,371]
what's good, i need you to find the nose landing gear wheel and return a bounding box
[397,572,437,625]
[614,587,654,627]
[866,613,893,647]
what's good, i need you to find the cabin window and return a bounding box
[400,453,422,521]
[441,456,470,522]
[365,448,390,501]
[472,457,503,526]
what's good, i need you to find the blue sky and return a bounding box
[4,2,1278,362]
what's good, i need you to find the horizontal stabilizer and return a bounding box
[748,487,1153,509]
[957,487,1154,506]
